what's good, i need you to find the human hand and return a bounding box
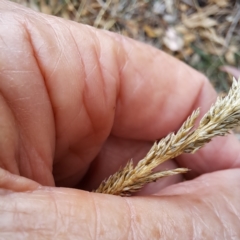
[0,1,240,238]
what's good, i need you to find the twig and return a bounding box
[94,0,112,28]
[223,3,240,53]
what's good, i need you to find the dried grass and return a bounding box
[95,78,240,196]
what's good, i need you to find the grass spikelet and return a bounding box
[95,78,240,196]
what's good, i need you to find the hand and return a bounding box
[0,1,240,238]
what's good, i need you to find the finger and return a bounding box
[1,169,240,239]
[176,134,240,179]
[1,1,119,186]
[1,1,239,189]
[0,2,55,186]
[0,168,40,192]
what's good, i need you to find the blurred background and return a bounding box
[11,0,240,94]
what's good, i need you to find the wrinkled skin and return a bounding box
[0,1,240,239]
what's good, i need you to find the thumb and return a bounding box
[1,169,239,239]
